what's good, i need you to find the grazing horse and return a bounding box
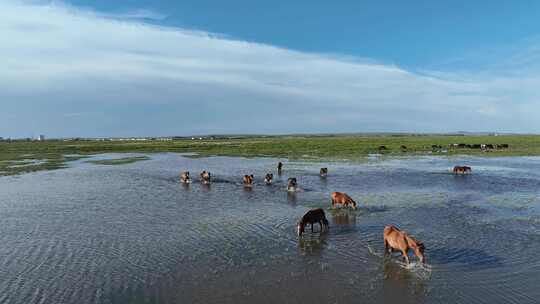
[331,192,357,209]
[378,145,388,152]
[180,171,191,184]
[264,173,273,185]
[384,225,426,264]
[297,208,329,236]
[453,166,472,174]
[320,168,328,177]
[287,178,297,192]
[400,145,407,151]
[200,170,211,184]
[243,174,254,186]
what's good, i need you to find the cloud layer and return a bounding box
[1,1,539,137]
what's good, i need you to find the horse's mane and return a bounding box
[405,234,423,249]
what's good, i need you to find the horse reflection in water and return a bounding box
[298,232,328,255]
[331,212,357,227]
[287,192,297,205]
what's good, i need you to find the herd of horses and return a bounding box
[179,161,470,265]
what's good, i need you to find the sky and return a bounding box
[2,0,540,138]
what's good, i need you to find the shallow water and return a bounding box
[1,154,540,304]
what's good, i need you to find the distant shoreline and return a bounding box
[1,134,540,176]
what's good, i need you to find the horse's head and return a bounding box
[296,222,305,236]
[413,241,426,263]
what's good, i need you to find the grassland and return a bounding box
[1,134,540,176]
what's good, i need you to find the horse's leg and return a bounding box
[311,223,314,233]
[384,239,389,254]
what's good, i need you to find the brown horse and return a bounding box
[287,178,297,192]
[264,173,273,185]
[243,174,254,185]
[453,166,472,174]
[320,168,328,177]
[383,225,426,264]
[331,192,357,209]
[297,208,329,236]
[200,170,211,184]
[180,171,191,184]
[277,161,283,173]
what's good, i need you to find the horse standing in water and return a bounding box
[331,192,357,209]
[200,170,211,184]
[180,171,191,184]
[243,174,254,186]
[287,178,298,192]
[297,208,329,236]
[383,225,426,264]
[277,162,283,174]
[264,173,273,185]
[453,166,472,174]
[320,168,328,177]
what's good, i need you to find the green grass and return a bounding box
[1,134,540,176]
[86,156,150,165]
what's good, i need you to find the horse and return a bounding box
[383,225,426,264]
[453,166,472,174]
[331,192,357,209]
[264,173,273,185]
[180,171,191,184]
[243,174,254,186]
[320,168,328,177]
[297,208,329,236]
[287,178,297,192]
[200,170,211,184]
[277,161,283,173]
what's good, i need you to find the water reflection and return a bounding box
[332,211,357,226]
[299,232,328,255]
[287,192,297,205]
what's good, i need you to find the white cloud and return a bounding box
[1,0,539,137]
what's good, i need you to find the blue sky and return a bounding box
[1,0,540,137]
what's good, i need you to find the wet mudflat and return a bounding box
[1,154,539,304]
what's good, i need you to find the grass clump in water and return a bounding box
[86,156,150,165]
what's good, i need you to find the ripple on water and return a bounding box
[1,154,540,303]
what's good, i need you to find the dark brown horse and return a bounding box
[453,166,472,174]
[277,161,283,173]
[264,173,273,185]
[243,174,254,185]
[200,170,211,184]
[384,225,426,264]
[297,208,329,236]
[180,171,191,184]
[287,177,297,192]
[331,192,357,209]
[320,168,328,177]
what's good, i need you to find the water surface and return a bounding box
[1,154,539,303]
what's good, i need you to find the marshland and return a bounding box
[1,136,540,303]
